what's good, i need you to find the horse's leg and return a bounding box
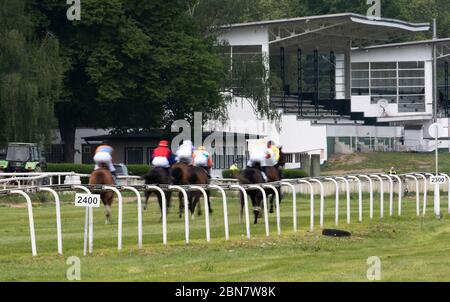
[166,191,172,213]
[196,193,202,217]
[143,191,151,211]
[103,193,112,224]
[157,193,163,222]
[269,189,275,214]
[178,192,183,219]
[206,189,212,214]
[252,192,261,224]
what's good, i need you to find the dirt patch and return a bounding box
[326,153,367,166]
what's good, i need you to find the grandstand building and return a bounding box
[205,13,450,169]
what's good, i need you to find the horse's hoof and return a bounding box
[270,209,274,214]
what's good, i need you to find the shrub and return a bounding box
[282,169,308,179]
[46,163,151,176]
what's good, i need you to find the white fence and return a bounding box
[0,172,449,257]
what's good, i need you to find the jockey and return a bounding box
[93,144,116,179]
[247,138,269,181]
[151,140,174,168]
[266,140,280,167]
[175,140,194,164]
[193,146,213,177]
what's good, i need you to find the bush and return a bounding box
[222,169,239,179]
[221,168,308,179]
[46,163,94,175]
[47,163,151,176]
[282,169,308,179]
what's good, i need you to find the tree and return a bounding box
[31,0,227,162]
[0,0,63,146]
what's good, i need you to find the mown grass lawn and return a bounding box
[322,152,450,175]
[1,190,450,282]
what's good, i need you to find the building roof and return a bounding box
[352,38,450,61]
[219,13,430,31]
[83,130,259,143]
[218,13,431,52]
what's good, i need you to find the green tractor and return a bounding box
[0,143,47,173]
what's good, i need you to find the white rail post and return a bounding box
[169,186,190,243]
[280,181,297,232]
[298,180,314,231]
[123,186,143,249]
[73,185,93,256]
[190,186,211,242]
[146,185,168,245]
[359,175,374,220]
[348,176,363,222]
[309,179,325,228]
[439,173,450,214]
[425,172,440,216]
[249,185,269,237]
[389,175,402,216]
[230,185,250,239]
[263,184,281,235]
[335,177,350,224]
[103,186,123,251]
[414,174,428,216]
[325,178,339,226]
[370,175,384,218]
[405,174,420,216]
[208,185,229,240]
[381,174,394,216]
[10,190,37,257]
[39,187,63,255]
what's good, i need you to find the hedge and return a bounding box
[46,163,151,176]
[222,168,308,179]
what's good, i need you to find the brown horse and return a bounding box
[263,166,283,213]
[237,164,283,224]
[187,166,212,218]
[170,162,191,218]
[89,167,115,224]
[236,166,265,224]
[171,162,212,218]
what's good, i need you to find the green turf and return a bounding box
[322,152,450,174]
[1,191,450,282]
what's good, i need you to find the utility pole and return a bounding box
[432,18,441,217]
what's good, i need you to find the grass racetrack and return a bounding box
[1,190,450,282]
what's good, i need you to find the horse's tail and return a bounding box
[171,166,184,184]
[188,171,198,184]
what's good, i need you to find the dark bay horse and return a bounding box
[142,167,172,219]
[237,164,283,224]
[171,162,212,218]
[187,166,212,218]
[89,167,115,224]
[236,166,265,224]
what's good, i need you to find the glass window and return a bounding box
[399,70,424,78]
[371,62,397,70]
[352,63,369,70]
[399,61,424,69]
[125,147,143,165]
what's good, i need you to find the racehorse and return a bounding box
[187,166,212,218]
[142,167,172,220]
[89,166,115,224]
[236,164,283,224]
[170,162,192,218]
[236,166,265,224]
[263,166,283,214]
[171,162,212,218]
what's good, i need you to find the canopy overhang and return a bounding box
[219,13,430,53]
